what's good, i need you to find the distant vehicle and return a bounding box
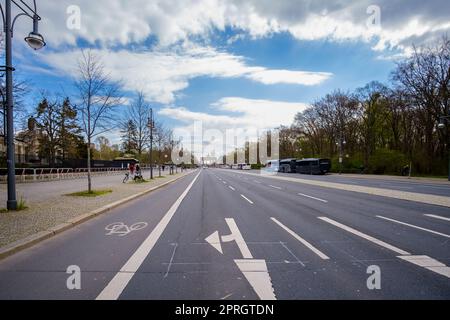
[265,160,279,172]
[279,158,297,173]
[238,163,251,170]
[296,158,331,175]
[231,164,240,170]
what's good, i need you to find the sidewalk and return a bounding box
[330,173,450,184]
[0,169,193,248]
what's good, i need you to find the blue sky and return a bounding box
[10,0,450,150]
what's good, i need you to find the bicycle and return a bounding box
[123,172,130,183]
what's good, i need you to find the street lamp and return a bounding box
[147,108,154,180]
[438,115,450,181]
[1,0,45,210]
[336,137,346,174]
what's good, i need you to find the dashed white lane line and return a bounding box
[271,218,329,260]
[319,217,450,279]
[240,194,254,204]
[222,181,227,184]
[318,217,410,255]
[229,186,235,191]
[376,215,450,239]
[96,171,201,300]
[397,255,450,278]
[424,214,450,222]
[268,185,282,190]
[253,180,261,184]
[298,193,328,203]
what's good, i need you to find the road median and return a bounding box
[226,170,450,208]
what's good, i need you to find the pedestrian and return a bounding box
[129,162,135,179]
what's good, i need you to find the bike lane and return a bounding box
[0,171,198,299]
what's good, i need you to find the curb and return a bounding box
[0,170,196,261]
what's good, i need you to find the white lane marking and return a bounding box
[377,215,450,239]
[398,255,450,279]
[222,181,227,184]
[424,214,450,222]
[268,185,282,190]
[228,186,235,191]
[164,243,178,278]
[271,218,329,260]
[234,259,276,300]
[240,194,254,205]
[206,218,277,299]
[222,218,253,259]
[205,231,223,254]
[279,241,305,266]
[253,180,261,184]
[318,217,410,255]
[96,171,201,300]
[298,193,328,203]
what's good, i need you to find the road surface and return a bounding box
[0,168,449,299]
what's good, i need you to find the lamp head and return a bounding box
[24,15,46,50]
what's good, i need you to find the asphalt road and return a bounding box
[0,168,449,299]
[263,170,450,197]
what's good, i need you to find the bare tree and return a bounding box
[154,122,169,177]
[75,50,123,192]
[124,91,150,157]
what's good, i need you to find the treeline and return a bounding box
[2,50,185,191]
[278,37,449,176]
[12,49,181,169]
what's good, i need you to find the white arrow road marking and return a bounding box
[205,231,223,254]
[205,218,276,300]
[96,171,201,300]
[222,218,253,259]
[234,259,276,300]
[377,215,450,239]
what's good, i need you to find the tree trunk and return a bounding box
[87,136,92,193]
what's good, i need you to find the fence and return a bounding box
[0,167,129,183]
[0,166,179,183]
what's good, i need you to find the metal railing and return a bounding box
[0,166,181,183]
[0,167,129,183]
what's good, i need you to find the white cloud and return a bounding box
[22,0,450,54]
[160,97,309,130]
[39,45,331,104]
[160,97,309,157]
[248,69,332,85]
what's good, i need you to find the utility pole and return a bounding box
[1,0,46,210]
[148,108,154,180]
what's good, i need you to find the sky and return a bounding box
[7,0,450,156]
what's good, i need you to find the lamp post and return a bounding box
[438,115,450,181]
[1,0,45,210]
[147,108,154,180]
[336,136,346,175]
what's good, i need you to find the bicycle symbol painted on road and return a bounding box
[105,222,148,237]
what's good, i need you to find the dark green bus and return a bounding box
[295,158,331,175]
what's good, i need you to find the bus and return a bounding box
[295,158,331,175]
[265,160,279,172]
[279,158,297,173]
